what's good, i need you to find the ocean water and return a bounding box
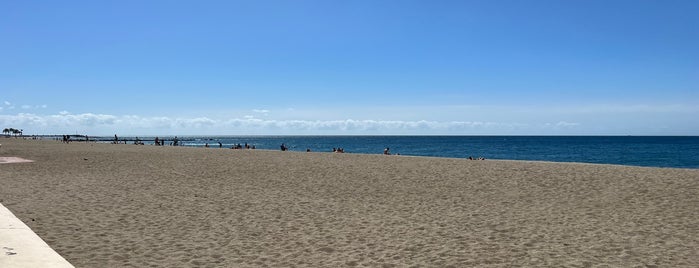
[100,136,699,169]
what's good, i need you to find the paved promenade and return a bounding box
[0,203,74,268]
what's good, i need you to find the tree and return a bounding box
[3,128,23,137]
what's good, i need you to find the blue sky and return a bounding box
[1,0,697,135]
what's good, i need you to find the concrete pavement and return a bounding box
[0,203,74,268]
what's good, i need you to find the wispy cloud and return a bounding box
[548,104,699,115]
[2,101,15,110]
[555,121,580,127]
[2,101,46,111]
[27,104,48,109]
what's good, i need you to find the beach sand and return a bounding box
[0,138,697,267]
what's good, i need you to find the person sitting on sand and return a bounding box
[384,147,390,155]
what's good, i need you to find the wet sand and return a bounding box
[1,138,698,267]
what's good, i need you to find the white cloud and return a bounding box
[252,109,270,114]
[4,101,10,106]
[1,103,696,135]
[0,112,528,135]
[22,105,32,109]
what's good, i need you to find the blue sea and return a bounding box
[97,136,699,169]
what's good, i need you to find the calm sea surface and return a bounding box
[93,136,699,169]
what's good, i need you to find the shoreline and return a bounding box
[1,138,698,267]
[5,135,698,170]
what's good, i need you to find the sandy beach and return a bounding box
[0,138,697,267]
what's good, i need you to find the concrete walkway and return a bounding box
[0,203,74,268]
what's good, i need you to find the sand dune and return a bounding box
[1,138,698,267]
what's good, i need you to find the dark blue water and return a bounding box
[103,136,699,169]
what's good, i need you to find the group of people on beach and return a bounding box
[231,143,254,149]
[156,137,181,146]
[58,135,90,143]
[67,137,485,160]
[111,135,181,146]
